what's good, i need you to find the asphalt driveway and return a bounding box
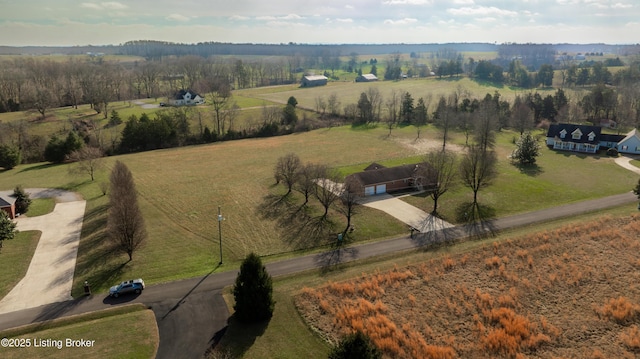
[0,188,86,314]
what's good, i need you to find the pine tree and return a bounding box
[233,253,274,322]
[511,132,541,165]
[329,331,382,359]
[13,185,31,215]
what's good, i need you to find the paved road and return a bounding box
[0,191,637,358]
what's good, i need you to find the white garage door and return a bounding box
[364,186,375,196]
[375,184,387,194]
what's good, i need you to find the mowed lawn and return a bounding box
[0,123,637,296]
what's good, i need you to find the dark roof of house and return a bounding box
[600,133,625,143]
[546,123,601,144]
[364,162,386,171]
[0,194,16,208]
[173,89,200,100]
[347,163,432,186]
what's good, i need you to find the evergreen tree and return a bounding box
[13,185,31,215]
[0,144,21,169]
[329,331,381,359]
[233,253,275,323]
[282,104,298,127]
[0,211,17,252]
[287,96,298,108]
[511,132,541,166]
[108,110,122,126]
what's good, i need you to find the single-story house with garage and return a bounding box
[301,75,328,87]
[356,74,378,82]
[546,123,640,155]
[0,193,16,219]
[168,89,205,106]
[344,162,437,196]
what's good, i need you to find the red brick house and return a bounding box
[0,193,16,219]
[345,162,437,196]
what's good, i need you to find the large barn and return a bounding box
[300,75,328,87]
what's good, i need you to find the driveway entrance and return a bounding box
[0,189,86,314]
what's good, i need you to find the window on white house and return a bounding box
[559,129,567,139]
[572,129,582,140]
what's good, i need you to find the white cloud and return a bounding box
[80,3,102,10]
[447,6,518,17]
[280,14,304,20]
[476,17,497,22]
[612,3,633,9]
[166,14,190,22]
[452,0,474,4]
[383,0,432,5]
[336,18,354,23]
[384,18,418,25]
[345,5,354,9]
[229,15,250,21]
[102,2,127,10]
[80,2,127,10]
[256,16,277,21]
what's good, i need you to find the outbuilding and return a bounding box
[355,74,378,82]
[301,75,328,87]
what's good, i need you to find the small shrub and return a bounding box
[621,325,640,352]
[596,297,639,324]
[606,147,618,157]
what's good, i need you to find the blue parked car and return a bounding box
[109,278,145,297]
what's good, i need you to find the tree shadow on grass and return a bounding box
[514,163,544,177]
[455,201,498,239]
[209,314,270,359]
[72,203,125,296]
[257,194,336,250]
[18,163,60,173]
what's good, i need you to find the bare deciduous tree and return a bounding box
[338,179,361,237]
[68,146,104,181]
[108,161,147,261]
[460,145,497,207]
[314,166,341,219]
[422,149,458,216]
[295,163,320,206]
[274,153,301,196]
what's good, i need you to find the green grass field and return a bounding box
[0,304,158,359]
[0,231,40,299]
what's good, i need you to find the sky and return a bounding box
[1,0,639,46]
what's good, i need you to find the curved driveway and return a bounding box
[0,189,86,314]
[615,154,640,175]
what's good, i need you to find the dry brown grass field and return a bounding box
[296,213,640,358]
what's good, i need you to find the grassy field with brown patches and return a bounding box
[237,77,594,113]
[296,214,640,358]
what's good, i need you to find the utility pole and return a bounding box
[217,206,224,265]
